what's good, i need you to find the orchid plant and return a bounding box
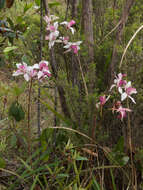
[96,73,137,121]
[12,60,51,157]
[44,15,82,54]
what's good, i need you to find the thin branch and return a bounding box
[99,20,122,44]
[119,25,143,68]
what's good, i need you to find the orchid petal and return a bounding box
[24,73,30,81]
[128,95,136,104]
[126,81,131,88]
[121,92,127,101]
[118,87,123,94]
[70,27,75,34]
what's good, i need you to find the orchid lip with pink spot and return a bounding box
[12,62,28,76]
[46,22,58,32]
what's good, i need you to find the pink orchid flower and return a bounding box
[13,62,28,80]
[13,61,51,82]
[13,63,39,81]
[60,20,76,34]
[39,61,49,70]
[110,73,127,93]
[25,66,38,81]
[116,106,132,121]
[45,30,59,49]
[45,22,59,49]
[37,61,51,80]
[46,21,58,32]
[96,95,110,108]
[100,95,107,105]
[64,41,82,54]
[121,81,137,103]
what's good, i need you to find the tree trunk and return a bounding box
[81,0,94,63]
[50,48,71,120]
[108,0,135,85]
[70,0,78,18]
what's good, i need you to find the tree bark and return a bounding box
[70,0,78,18]
[108,0,135,85]
[50,48,71,120]
[81,0,94,63]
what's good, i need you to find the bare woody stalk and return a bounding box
[127,99,137,190]
[36,0,43,150]
[37,0,49,151]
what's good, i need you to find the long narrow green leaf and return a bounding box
[18,158,33,172]
[30,175,39,190]
[110,169,117,190]
[92,178,101,190]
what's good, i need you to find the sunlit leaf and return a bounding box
[3,46,18,53]
[48,1,61,8]
[35,0,40,6]
[24,3,33,13]
[0,157,6,168]
[76,156,88,161]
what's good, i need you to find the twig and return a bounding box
[119,25,143,68]
[48,126,94,142]
[99,20,122,44]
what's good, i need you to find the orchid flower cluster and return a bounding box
[96,73,137,120]
[44,15,82,54]
[12,61,51,82]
